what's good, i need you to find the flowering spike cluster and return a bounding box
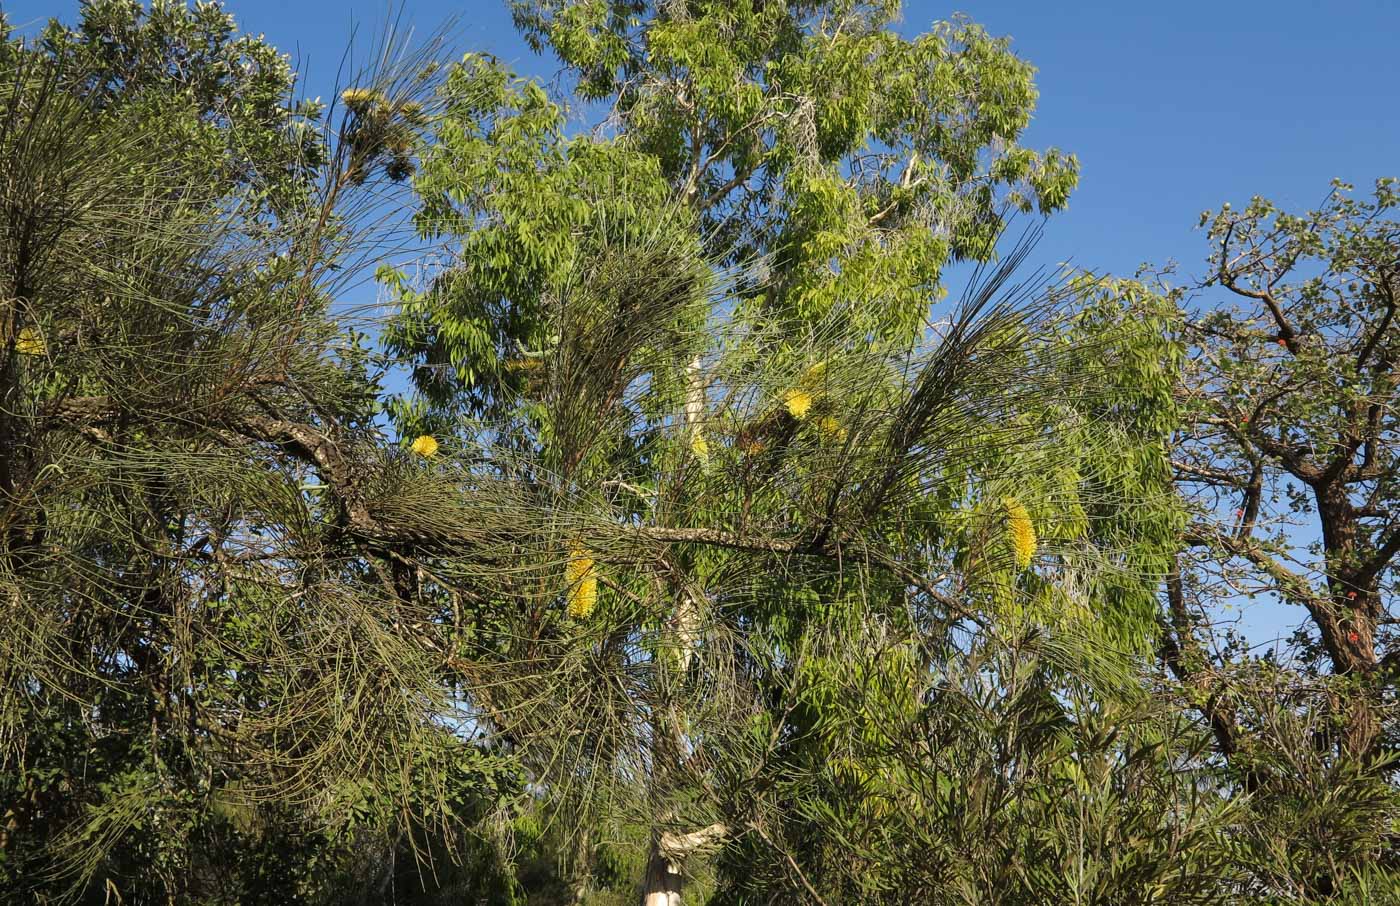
[409,435,439,458]
[816,415,847,443]
[690,431,711,466]
[782,388,814,419]
[16,327,44,356]
[779,360,828,420]
[565,544,598,618]
[340,87,380,113]
[1003,497,1037,569]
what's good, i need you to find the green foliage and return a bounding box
[0,7,514,903]
[714,629,1242,904]
[384,51,701,428]
[19,0,325,217]
[1055,276,1187,647]
[11,3,1398,905]
[389,0,1079,428]
[373,4,1228,903]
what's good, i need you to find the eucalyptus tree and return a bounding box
[382,3,1191,902]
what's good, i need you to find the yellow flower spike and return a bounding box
[409,435,439,458]
[564,544,598,619]
[15,327,44,356]
[1003,497,1037,569]
[816,415,847,444]
[782,388,814,420]
[690,431,710,466]
[340,87,378,111]
[779,360,827,420]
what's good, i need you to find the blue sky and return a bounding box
[8,0,1398,645]
[11,0,1397,280]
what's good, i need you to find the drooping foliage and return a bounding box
[0,7,522,903]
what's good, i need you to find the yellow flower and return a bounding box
[15,327,44,356]
[564,544,598,618]
[779,360,827,420]
[690,431,710,465]
[1003,497,1037,569]
[340,87,379,111]
[816,415,847,443]
[782,388,814,420]
[409,435,439,458]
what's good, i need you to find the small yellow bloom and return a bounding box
[340,87,379,111]
[564,544,598,618]
[782,388,814,420]
[690,431,710,465]
[779,360,827,420]
[1003,497,1037,569]
[816,415,847,443]
[15,327,44,356]
[409,435,439,458]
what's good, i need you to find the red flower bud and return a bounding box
[1347,591,1358,600]
[1234,509,1244,518]
[1277,338,1287,347]
[1348,631,1360,644]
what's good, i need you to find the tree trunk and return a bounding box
[640,354,706,906]
[639,824,727,906]
[1315,484,1382,755]
[641,838,684,906]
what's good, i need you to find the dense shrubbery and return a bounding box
[1,2,1397,903]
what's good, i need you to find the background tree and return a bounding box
[1160,178,1400,898]
[388,0,1079,426]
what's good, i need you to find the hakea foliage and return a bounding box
[0,10,500,903]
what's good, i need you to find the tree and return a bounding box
[1160,178,1400,897]
[381,3,1205,903]
[0,7,520,902]
[1,3,1306,904]
[21,0,325,215]
[388,0,1079,425]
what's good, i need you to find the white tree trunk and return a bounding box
[640,824,727,906]
[642,841,684,906]
[641,357,725,906]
